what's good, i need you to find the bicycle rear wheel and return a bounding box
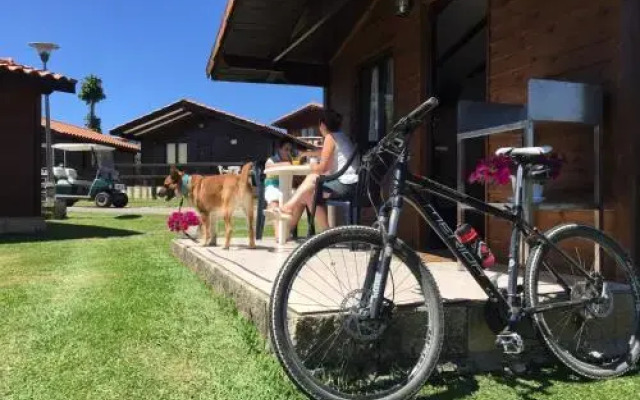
[269,226,444,400]
[525,224,640,379]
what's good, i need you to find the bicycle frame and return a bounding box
[365,147,596,329]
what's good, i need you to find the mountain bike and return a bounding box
[269,97,640,400]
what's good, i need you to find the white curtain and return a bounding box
[166,143,176,164]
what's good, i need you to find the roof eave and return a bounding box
[206,0,237,79]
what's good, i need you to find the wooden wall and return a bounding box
[329,0,430,249]
[486,0,622,260]
[0,77,41,218]
[136,115,279,184]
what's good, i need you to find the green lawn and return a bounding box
[1,213,638,399]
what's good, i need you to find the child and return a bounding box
[264,140,293,241]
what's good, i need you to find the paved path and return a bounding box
[69,206,188,215]
[69,206,248,217]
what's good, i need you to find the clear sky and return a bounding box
[0,0,322,132]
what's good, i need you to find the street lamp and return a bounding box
[29,42,59,208]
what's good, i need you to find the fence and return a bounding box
[115,162,247,200]
[114,162,244,185]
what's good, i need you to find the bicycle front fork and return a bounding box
[362,158,407,319]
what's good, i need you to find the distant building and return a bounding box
[272,103,324,147]
[110,99,315,185]
[45,119,139,179]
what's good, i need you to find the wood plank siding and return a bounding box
[329,0,430,249]
[486,0,623,260]
[0,77,42,217]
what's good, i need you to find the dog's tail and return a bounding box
[239,162,254,188]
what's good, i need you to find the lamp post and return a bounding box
[29,42,59,208]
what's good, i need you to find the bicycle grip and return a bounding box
[406,97,439,122]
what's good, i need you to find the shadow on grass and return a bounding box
[0,222,141,244]
[419,365,594,400]
[115,214,142,220]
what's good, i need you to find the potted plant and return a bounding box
[468,153,564,203]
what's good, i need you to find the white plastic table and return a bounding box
[263,164,313,245]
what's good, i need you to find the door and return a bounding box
[428,0,487,249]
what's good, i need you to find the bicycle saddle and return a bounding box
[496,146,553,159]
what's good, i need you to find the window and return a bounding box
[166,143,176,164]
[301,127,317,137]
[178,143,188,164]
[360,55,394,145]
[166,143,187,164]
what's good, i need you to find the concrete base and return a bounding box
[171,238,556,373]
[0,217,46,234]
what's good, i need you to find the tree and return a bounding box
[78,75,106,132]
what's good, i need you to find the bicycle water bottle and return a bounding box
[455,224,495,269]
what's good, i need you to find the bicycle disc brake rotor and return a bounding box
[571,279,614,319]
[340,289,393,341]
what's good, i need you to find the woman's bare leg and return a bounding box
[281,174,318,213]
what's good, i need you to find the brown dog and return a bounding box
[158,163,256,249]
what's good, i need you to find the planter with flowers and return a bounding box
[167,210,201,237]
[468,153,564,204]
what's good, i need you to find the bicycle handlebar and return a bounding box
[405,97,439,123]
[363,97,440,164]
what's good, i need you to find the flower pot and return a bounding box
[510,176,544,204]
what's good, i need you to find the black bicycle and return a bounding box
[269,98,640,400]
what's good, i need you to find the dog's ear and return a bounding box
[169,165,181,182]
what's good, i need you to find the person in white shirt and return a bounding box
[264,140,293,241]
[265,109,358,238]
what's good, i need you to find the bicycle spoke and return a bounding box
[314,252,347,298]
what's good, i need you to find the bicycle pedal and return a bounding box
[496,332,524,355]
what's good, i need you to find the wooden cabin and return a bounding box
[110,99,315,185]
[206,0,640,263]
[272,103,325,147]
[0,57,75,234]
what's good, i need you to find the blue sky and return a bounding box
[1,1,322,132]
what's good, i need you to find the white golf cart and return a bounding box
[46,143,129,208]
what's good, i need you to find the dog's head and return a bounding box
[157,165,183,201]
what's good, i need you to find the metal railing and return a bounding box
[113,162,244,183]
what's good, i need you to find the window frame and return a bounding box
[358,53,394,148]
[166,142,188,165]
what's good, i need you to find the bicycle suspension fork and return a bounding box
[365,152,408,319]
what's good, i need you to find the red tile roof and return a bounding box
[45,119,140,153]
[0,57,76,93]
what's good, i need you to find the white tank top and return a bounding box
[330,131,358,185]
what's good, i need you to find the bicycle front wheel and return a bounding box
[525,223,640,379]
[269,226,444,400]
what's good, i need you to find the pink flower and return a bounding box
[167,211,201,232]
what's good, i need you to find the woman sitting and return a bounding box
[264,139,293,241]
[267,109,358,237]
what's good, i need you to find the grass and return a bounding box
[1,212,638,399]
[0,213,300,400]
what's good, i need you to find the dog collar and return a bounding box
[181,174,191,195]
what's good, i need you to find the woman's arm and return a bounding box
[298,149,321,158]
[311,134,335,174]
